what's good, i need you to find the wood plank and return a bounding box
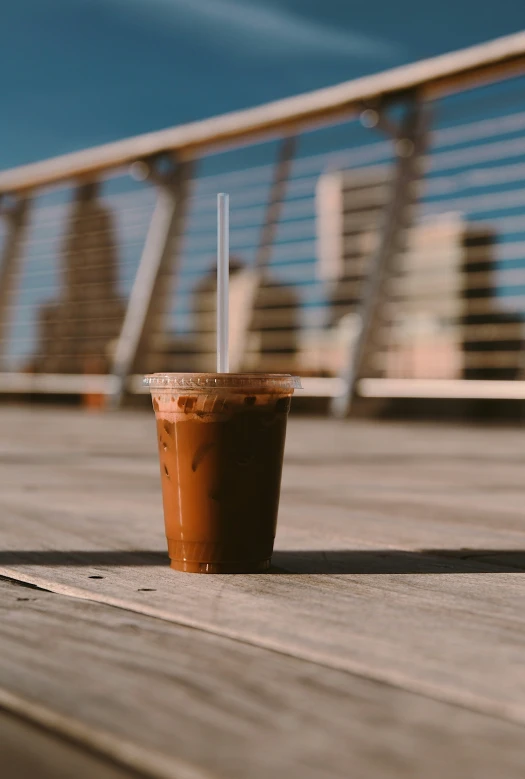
[1,409,525,724]
[1,578,525,779]
[0,707,136,779]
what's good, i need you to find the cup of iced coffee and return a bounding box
[144,373,300,573]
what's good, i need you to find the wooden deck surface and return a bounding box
[1,406,525,778]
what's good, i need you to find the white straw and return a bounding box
[217,193,229,373]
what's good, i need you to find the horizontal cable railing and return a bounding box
[2,32,525,410]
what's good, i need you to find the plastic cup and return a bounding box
[144,373,301,573]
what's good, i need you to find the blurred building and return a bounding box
[164,257,299,373]
[30,183,125,374]
[316,167,524,380]
[246,276,299,373]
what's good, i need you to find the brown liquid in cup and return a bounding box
[153,391,291,572]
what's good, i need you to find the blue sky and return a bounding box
[2,0,524,169]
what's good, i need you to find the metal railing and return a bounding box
[2,31,525,414]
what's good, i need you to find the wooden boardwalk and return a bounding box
[1,406,525,778]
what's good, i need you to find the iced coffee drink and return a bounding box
[144,373,300,573]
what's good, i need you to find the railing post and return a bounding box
[0,197,30,370]
[331,96,427,418]
[254,136,296,273]
[230,136,296,371]
[110,159,193,405]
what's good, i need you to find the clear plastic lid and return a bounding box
[144,373,301,393]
